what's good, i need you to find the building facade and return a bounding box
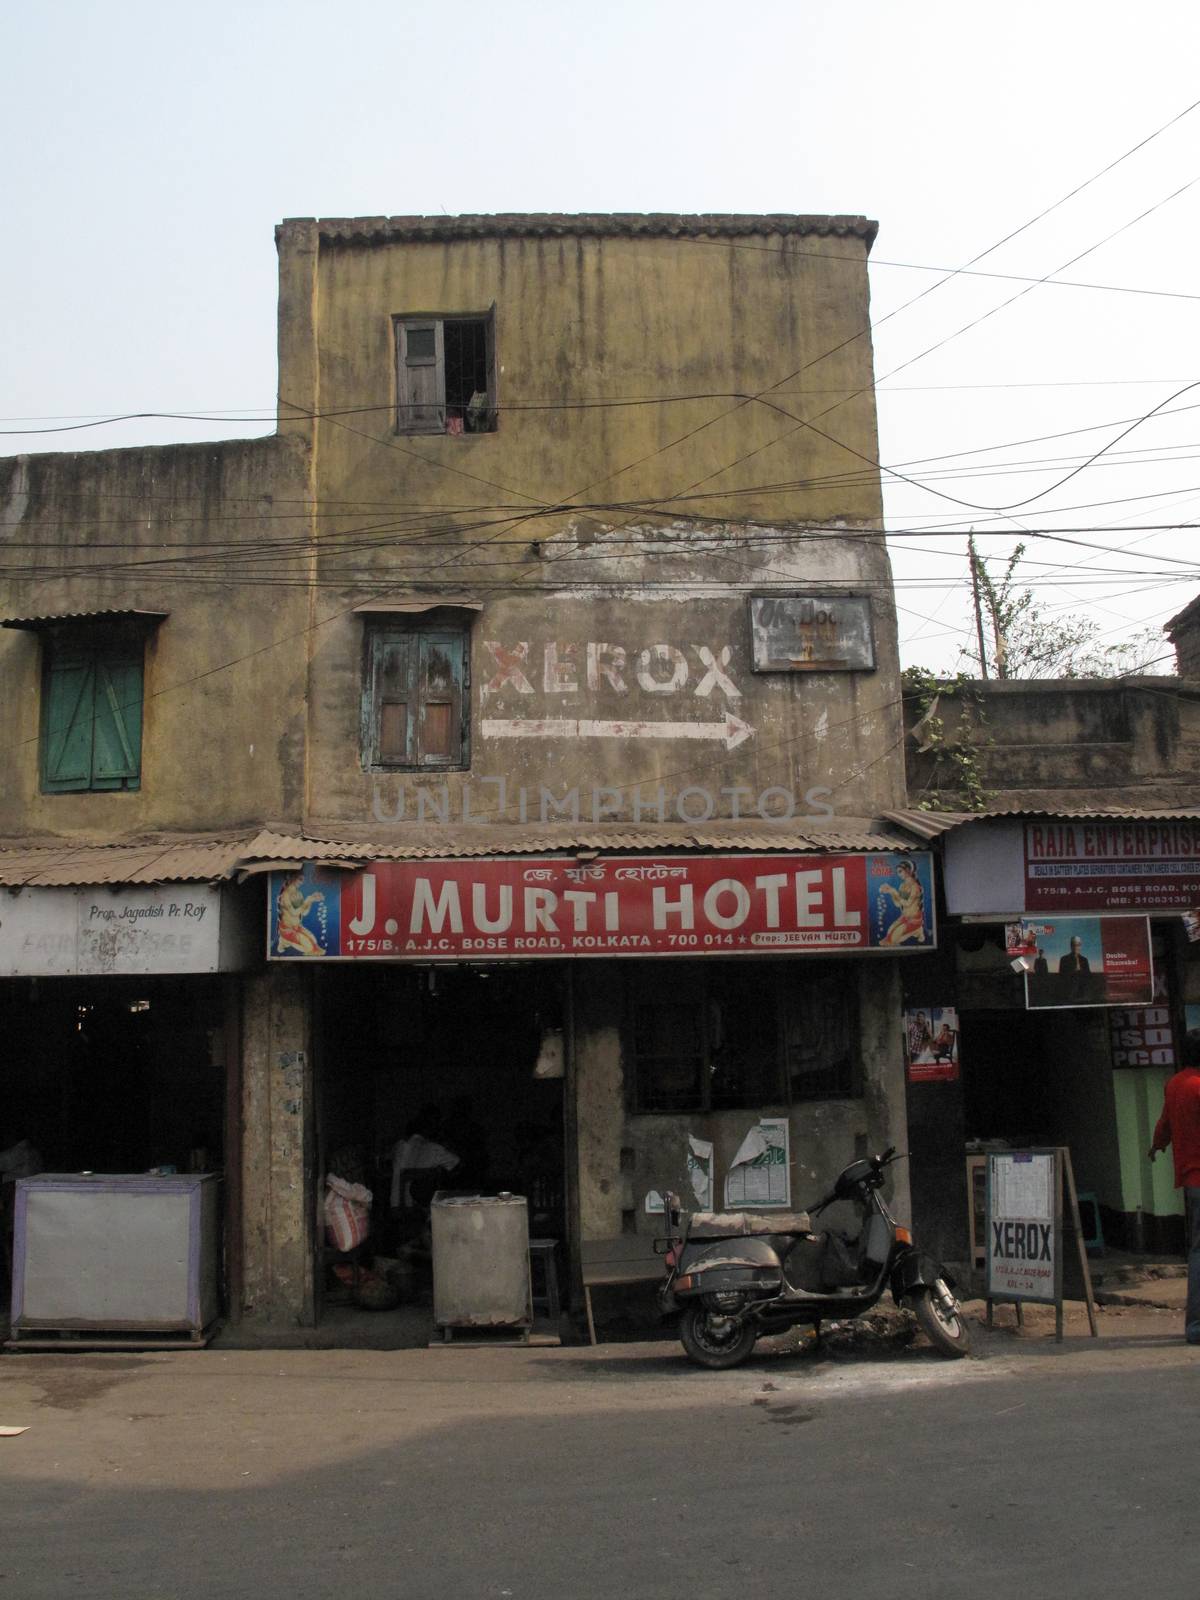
[897,669,1200,1271]
[1,214,931,1336]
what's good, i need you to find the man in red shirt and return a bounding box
[1148,1037,1200,1345]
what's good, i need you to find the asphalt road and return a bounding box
[1,1324,1196,1600]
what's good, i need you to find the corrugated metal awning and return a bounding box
[0,837,254,887]
[238,818,920,871]
[1,608,169,632]
[0,817,925,889]
[881,804,1200,842]
[351,598,482,615]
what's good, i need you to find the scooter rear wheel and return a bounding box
[908,1284,971,1358]
[679,1305,758,1369]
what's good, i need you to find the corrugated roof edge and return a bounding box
[881,804,1200,842]
[285,213,878,249]
[0,818,925,885]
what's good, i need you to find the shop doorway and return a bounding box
[0,976,228,1305]
[0,976,226,1175]
[313,963,566,1332]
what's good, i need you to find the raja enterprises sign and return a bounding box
[268,851,936,961]
[1025,818,1200,912]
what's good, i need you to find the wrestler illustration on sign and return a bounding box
[878,858,928,946]
[274,871,331,957]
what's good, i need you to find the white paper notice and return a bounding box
[687,1136,714,1210]
[723,1118,790,1209]
[993,1153,1053,1223]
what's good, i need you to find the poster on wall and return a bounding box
[724,1119,790,1209]
[1015,916,1153,1010]
[687,1136,714,1210]
[267,852,936,961]
[904,1006,960,1082]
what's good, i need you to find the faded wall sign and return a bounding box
[749,595,875,672]
[0,886,235,975]
[480,634,754,747]
[267,851,936,961]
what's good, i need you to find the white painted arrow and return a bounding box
[481,713,755,752]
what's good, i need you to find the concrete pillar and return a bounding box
[275,218,320,441]
[858,962,912,1226]
[573,964,626,1240]
[239,965,315,1327]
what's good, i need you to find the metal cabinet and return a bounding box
[431,1192,532,1334]
[9,1173,220,1347]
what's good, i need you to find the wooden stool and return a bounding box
[528,1237,561,1320]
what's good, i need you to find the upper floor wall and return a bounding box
[904,676,1200,811]
[0,437,311,840]
[283,215,904,825]
[276,213,886,527]
[0,214,904,844]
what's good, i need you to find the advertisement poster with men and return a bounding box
[1007,916,1153,1010]
[904,1006,960,1082]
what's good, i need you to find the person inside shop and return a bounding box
[1148,1034,1200,1346]
[389,1106,461,1214]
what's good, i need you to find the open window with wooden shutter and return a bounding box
[395,312,496,436]
[362,615,471,770]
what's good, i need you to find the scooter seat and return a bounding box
[688,1210,812,1239]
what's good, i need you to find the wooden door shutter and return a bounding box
[369,631,416,765]
[91,657,143,786]
[397,320,446,433]
[416,631,465,767]
[42,656,96,791]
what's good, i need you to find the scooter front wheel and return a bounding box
[908,1283,971,1358]
[679,1304,758,1369]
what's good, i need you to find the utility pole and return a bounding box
[968,532,989,680]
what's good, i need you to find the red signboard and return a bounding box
[1024,819,1200,912]
[268,852,936,961]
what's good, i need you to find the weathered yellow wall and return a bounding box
[0,438,311,838]
[574,960,910,1239]
[277,220,905,828]
[282,222,884,525]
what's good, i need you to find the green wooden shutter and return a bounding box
[91,657,143,787]
[42,657,96,791]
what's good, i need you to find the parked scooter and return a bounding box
[658,1148,970,1369]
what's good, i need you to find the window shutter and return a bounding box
[416,631,465,766]
[91,658,143,785]
[371,631,416,765]
[42,657,95,790]
[397,320,446,433]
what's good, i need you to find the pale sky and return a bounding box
[5,0,1200,673]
